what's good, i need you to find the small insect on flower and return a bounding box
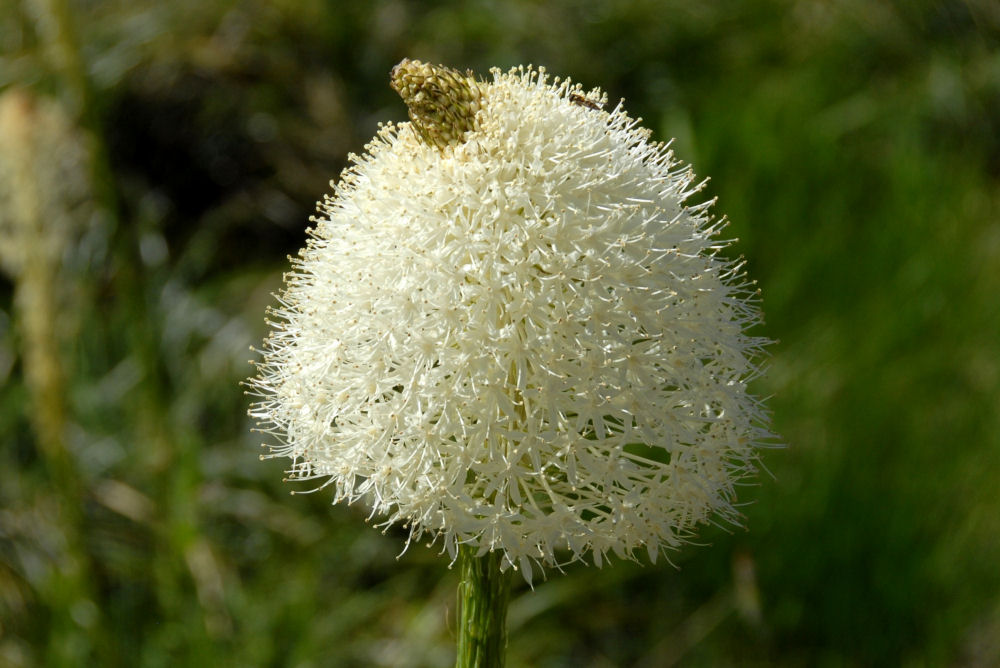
[248,59,775,582]
[569,92,605,110]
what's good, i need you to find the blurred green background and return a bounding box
[1,0,998,666]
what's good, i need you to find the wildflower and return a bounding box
[248,60,772,580]
[0,88,92,466]
[0,88,91,278]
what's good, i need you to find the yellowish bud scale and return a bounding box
[390,58,483,149]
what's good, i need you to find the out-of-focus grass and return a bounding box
[1,1,998,666]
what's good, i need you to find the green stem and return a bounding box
[456,545,512,668]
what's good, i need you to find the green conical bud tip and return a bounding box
[390,58,483,150]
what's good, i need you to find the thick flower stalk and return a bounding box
[248,60,772,582]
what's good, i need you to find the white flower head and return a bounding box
[249,60,773,581]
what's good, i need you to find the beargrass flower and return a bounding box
[248,60,772,584]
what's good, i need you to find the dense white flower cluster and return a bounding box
[249,62,772,580]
